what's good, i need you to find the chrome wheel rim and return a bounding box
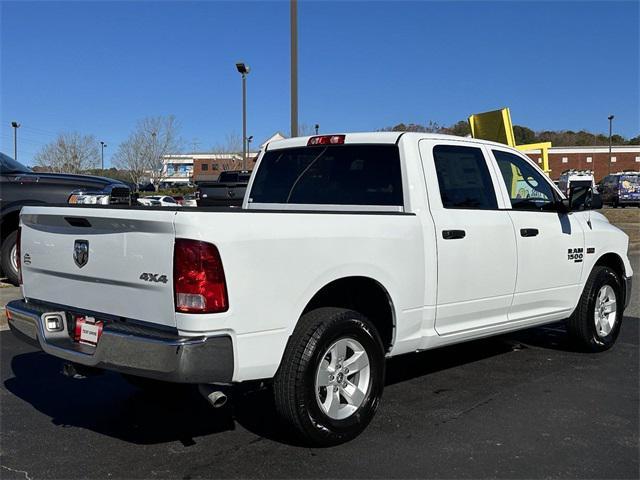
[315,337,371,420]
[10,243,18,273]
[594,285,617,337]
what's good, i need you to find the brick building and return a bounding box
[522,145,640,181]
[160,152,258,185]
[193,153,257,182]
[160,132,285,185]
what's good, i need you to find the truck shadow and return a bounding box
[4,352,236,445]
[2,321,590,447]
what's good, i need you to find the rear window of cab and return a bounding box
[248,144,403,206]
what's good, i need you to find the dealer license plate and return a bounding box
[74,316,104,346]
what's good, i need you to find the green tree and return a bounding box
[444,121,471,137]
[513,125,536,144]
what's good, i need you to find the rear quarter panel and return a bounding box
[173,210,425,381]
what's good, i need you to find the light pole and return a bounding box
[100,141,107,170]
[290,0,298,137]
[608,115,614,174]
[11,121,20,161]
[151,131,158,189]
[247,135,253,168]
[314,124,319,135]
[236,62,250,170]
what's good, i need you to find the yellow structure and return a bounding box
[468,109,516,147]
[515,142,552,176]
[468,108,552,176]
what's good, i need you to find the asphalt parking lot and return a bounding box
[1,257,638,479]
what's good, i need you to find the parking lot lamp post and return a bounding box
[11,121,20,161]
[247,136,253,165]
[151,132,158,189]
[236,62,250,170]
[100,141,107,170]
[607,115,614,174]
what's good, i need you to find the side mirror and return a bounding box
[568,185,603,211]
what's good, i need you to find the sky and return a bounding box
[1,0,638,167]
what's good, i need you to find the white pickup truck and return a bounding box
[7,132,633,445]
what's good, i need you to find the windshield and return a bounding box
[569,180,593,189]
[0,152,32,174]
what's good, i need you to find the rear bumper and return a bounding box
[5,299,234,384]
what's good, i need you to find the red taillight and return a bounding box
[173,239,228,313]
[16,226,22,285]
[307,135,345,146]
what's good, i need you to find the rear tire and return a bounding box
[273,307,385,446]
[1,230,19,286]
[567,266,623,352]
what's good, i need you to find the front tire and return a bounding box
[273,308,385,446]
[567,266,623,352]
[1,230,19,286]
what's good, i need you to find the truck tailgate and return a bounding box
[20,207,177,327]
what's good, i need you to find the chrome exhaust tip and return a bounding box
[198,384,228,408]
[62,362,101,379]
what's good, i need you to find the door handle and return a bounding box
[520,228,539,237]
[442,229,466,240]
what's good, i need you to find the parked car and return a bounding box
[599,172,640,207]
[137,195,180,207]
[558,169,595,196]
[7,133,632,446]
[197,170,251,207]
[183,194,197,207]
[0,152,130,285]
[137,182,156,192]
[137,197,159,206]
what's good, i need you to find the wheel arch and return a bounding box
[1,209,20,242]
[301,276,397,353]
[595,252,626,278]
[2,201,48,241]
[593,252,629,306]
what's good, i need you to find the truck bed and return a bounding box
[19,204,424,380]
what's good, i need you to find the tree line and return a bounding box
[32,116,639,183]
[380,121,640,146]
[33,115,181,186]
[31,117,304,183]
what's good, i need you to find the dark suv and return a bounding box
[599,172,640,208]
[0,153,131,284]
[196,170,252,207]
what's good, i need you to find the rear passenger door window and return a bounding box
[432,145,498,209]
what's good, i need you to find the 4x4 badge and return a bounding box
[73,240,89,268]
